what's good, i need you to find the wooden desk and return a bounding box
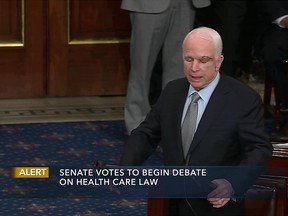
[262,143,288,216]
[147,143,288,216]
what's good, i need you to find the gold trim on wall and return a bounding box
[68,38,130,45]
[67,0,129,45]
[0,0,24,47]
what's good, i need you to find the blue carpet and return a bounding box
[0,118,287,216]
[0,120,162,216]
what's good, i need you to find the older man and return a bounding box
[121,27,273,216]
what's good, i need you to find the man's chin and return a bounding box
[190,82,203,90]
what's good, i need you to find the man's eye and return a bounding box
[199,56,212,63]
[185,57,193,62]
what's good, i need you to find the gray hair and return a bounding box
[183,27,223,57]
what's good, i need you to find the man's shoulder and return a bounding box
[219,74,259,96]
[162,78,189,94]
[166,77,188,88]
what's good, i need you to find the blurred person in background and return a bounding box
[256,0,288,111]
[121,0,211,134]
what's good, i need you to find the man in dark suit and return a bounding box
[256,0,288,110]
[121,27,273,215]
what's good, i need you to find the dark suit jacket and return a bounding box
[121,74,272,167]
[120,74,273,215]
[255,0,288,54]
[260,0,288,23]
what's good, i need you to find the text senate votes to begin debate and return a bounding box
[59,168,207,177]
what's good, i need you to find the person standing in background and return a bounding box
[194,0,248,79]
[256,0,288,110]
[121,0,211,134]
[208,0,247,79]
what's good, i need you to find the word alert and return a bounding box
[13,167,49,178]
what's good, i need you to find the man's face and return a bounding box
[183,36,223,90]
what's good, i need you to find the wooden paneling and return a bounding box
[0,0,46,98]
[69,0,129,40]
[0,0,22,43]
[0,0,130,98]
[48,0,131,96]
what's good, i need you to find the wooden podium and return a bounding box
[147,143,288,216]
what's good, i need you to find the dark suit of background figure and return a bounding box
[238,1,259,80]
[195,0,248,79]
[121,0,211,134]
[256,0,288,109]
[121,74,273,215]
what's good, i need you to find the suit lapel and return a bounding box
[169,80,190,162]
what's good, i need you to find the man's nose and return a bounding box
[191,60,199,71]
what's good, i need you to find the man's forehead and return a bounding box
[190,32,213,43]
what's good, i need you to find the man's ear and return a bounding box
[216,55,224,71]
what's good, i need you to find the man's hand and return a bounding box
[93,160,120,195]
[280,16,288,28]
[207,179,234,208]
